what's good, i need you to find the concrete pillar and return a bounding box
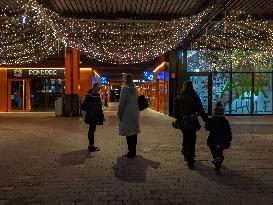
[80,68,92,97]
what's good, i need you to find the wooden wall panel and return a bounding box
[64,48,72,94]
[72,48,80,94]
[80,69,92,96]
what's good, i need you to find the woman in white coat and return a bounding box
[117,74,140,158]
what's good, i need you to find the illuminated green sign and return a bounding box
[220,74,268,100]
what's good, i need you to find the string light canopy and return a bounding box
[192,11,273,51]
[0,1,272,66]
[0,0,210,65]
[187,11,273,72]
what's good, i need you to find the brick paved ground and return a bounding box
[0,103,272,205]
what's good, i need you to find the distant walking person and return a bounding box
[205,101,232,174]
[175,80,208,169]
[81,83,105,152]
[118,74,140,158]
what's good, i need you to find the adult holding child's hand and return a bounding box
[174,80,208,169]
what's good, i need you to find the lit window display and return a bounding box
[212,73,230,114]
[186,50,273,115]
[253,73,272,114]
[187,50,231,72]
[157,72,165,81]
[230,73,252,114]
[190,76,209,113]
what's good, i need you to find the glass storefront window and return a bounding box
[253,73,272,114]
[186,49,273,115]
[212,73,231,114]
[11,81,27,111]
[232,51,273,72]
[31,79,63,112]
[230,73,252,114]
[206,50,231,72]
[187,50,232,72]
[190,76,209,113]
[187,50,272,73]
[210,72,273,115]
[187,50,206,72]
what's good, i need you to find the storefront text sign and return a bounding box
[220,74,271,113]
[8,68,65,79]
[220,76,268,100]
[28,69,57,76]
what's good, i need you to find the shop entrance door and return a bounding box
[8,79,30,111]
[189,73,212,114]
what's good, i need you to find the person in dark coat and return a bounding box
[81,83,105,152]
[174,80,208,169]
[205,101,232,174]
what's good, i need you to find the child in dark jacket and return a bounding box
[205,101,232,174]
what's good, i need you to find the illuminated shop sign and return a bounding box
[7,68,65,79]
[144,70,154,81]
[133,80,146,83]
[100,75,109,84]
[157,72,165,81]
[92,76,98,84]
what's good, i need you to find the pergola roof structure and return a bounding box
[1,0,273,20]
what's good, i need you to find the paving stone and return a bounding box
[0,200,9,205]
[0,103,272,204]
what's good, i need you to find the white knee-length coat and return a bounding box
[117,86,140,136]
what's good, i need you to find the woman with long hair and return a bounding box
[175,80,208,169]
[117,74,140,158]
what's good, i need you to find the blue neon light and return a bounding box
[144,70,154,81]
[100,75,108,84]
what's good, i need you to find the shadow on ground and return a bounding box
[58,149,92,166]
[112,155,161,183]
[195,161,273,194]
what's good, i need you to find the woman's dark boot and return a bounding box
[132,144,136,157]
[126,144,136,158]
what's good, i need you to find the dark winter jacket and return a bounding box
[81,90,104,125]
[205,115,232,149]
[174,90,208,130]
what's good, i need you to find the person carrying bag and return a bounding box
[174,80,208,169]
[117,74,140,158]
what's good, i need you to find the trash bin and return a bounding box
[55,97,63,116]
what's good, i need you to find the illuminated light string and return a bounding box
[94,70,100,77]
[0,14,60,65]
[0,0,210,65]
[153,62,166,73]
[186,47,273,72]
[0,1,272,66]
[188,12,273,72]
[187,49,273,72]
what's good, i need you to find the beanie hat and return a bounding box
[214,101,224,115]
